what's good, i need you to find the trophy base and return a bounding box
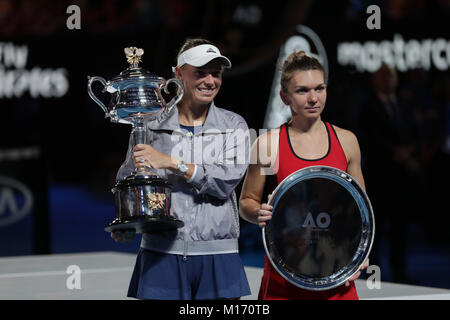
[104,215,184,234]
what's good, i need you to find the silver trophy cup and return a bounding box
[87,47,184,234]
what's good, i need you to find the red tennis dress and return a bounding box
[258,122,359,300]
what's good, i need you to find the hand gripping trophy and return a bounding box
[87,47,184,234]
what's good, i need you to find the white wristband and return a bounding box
[187,164,198,183]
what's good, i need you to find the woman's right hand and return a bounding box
[110,230,136,243]
[257,203,273,228]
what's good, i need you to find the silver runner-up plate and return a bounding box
[263,166,375,291]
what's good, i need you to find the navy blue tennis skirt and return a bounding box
[127,248,251,300]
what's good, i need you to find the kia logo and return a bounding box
[0,176,34,227]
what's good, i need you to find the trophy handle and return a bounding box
[163,78,184,113]
[87,76,108,115]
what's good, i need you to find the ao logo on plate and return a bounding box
[302,212,331,230]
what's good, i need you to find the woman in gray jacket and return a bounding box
[112,38,251,300]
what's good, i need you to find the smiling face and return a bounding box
[176,59,224,107]
[280,69,327,120]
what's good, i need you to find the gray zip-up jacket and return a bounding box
[116,102,250,257]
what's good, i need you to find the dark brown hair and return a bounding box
[280,51,325,92]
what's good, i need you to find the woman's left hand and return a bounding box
[133,144,173,170]
[344,258,370,287]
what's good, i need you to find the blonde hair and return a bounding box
[176,38,213,63]
[174,38,214,94]
[280,51,325,92]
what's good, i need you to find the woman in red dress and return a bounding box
[239,51,369,300]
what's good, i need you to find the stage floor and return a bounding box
[1,251,449,300]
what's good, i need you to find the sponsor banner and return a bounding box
[0,146,49,256]
[337,34,450,73]
[0,42,69,99]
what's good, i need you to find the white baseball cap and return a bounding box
[173,44,232,71]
